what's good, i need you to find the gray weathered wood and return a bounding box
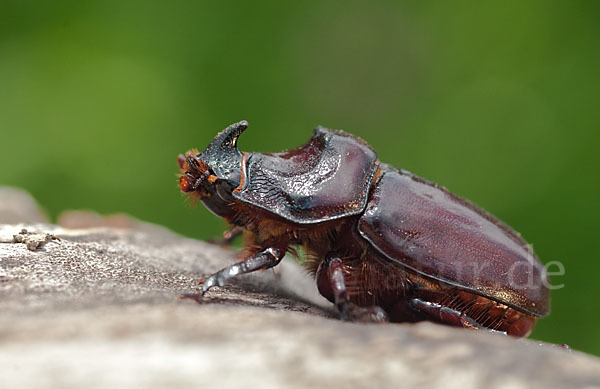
[1,187,598,389]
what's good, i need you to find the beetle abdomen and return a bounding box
[314,249,537,336]
[358,167,550,317]
[233,127,379,224]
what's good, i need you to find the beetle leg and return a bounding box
[325,255,388,323]
[181,247,286,301]
[408,298,507,335]
[207,226,244,247]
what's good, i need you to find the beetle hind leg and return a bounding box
[408,298,507,335]
[318,254,389,323]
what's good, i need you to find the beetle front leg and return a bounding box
[182,246,286,301]
[321,254,388,323]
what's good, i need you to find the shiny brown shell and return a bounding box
[233,128,379,224]
[358,167,549,317]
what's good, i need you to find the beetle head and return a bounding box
[178,120,247,200]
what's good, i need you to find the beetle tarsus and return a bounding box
[327,255,388,323]
[178,293,204,303]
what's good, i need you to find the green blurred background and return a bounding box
[1,1,598,354]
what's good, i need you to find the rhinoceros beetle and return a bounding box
[177,120,549,337]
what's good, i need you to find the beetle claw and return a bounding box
[178,293,205,303]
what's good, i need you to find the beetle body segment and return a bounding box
[234,128,379,224]
[358,166,549,317]
[178,121,550,337]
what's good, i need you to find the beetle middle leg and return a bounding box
[181,246,286,301]
[318,254,388,323]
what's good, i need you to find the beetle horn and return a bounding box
[206,120,248,152]
[198,120,248,182]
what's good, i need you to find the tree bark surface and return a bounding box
[1,187,598,389]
